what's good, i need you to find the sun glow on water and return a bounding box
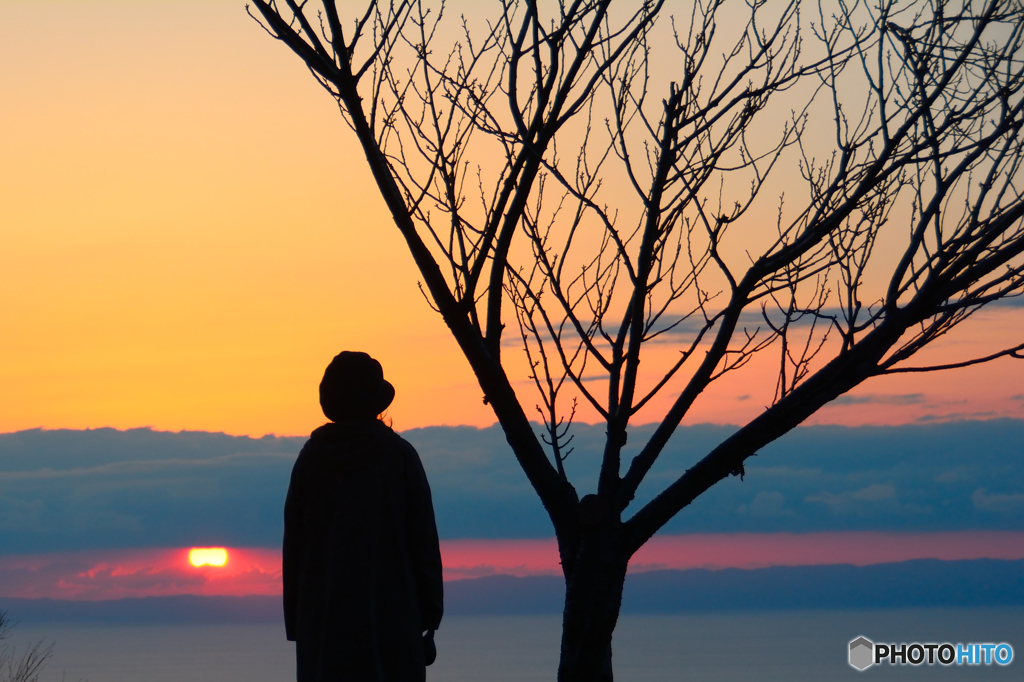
[189,547,229,567]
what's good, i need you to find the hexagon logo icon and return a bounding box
[849,636,874,671]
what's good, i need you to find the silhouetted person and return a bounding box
[284,351,444,681]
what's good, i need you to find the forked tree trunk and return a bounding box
[557,527,630,682]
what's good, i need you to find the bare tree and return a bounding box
[247,0,1024,678]
[0,611,52,682]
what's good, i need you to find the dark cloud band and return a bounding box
[1,420,1022,553]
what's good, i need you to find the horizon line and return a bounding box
[5,414,1023,440]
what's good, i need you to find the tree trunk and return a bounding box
[557,527,630,682]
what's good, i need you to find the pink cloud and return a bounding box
[2,532,1021,600]
[0,548,281,600]
[441,539,561,580]
[628,531,1024,571]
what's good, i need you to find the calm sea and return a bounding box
[10,608,1022,681]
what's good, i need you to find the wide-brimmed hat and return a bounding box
[319,351,395,421]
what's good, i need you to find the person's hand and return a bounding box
[423,629,437,666]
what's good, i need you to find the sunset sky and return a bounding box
[3,0,1023,438]
[2,1,1023,603]
[2,0,493,436]
[2,421,1022,600]
[5,532,1023,600]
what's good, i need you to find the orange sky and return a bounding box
[2,0,1022,437]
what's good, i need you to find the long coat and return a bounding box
[283,419,444,682]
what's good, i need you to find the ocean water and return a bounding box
[9,608,1022,681]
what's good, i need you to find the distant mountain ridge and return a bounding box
[4,559,1021,623]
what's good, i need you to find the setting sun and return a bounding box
[189,547,229,567]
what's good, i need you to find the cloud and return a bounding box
[502,306,863,351]
[806,483,898,512]
[501,300,1024,352]
[1,420,1023,551]
[830,394,926,406]
[748,491,789,517]
[990,295,1024,308]
[916,411,999,423]
[0,548,282,600]
[639,307,851,345]
[972,488,1024,512]
[0,428,301,553]
[6,533,1024,600]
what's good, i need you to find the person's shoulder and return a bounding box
[388,432,428,479]
[303,419,417,462]
[364,421,418,456]
[295,424,335,458]
[308,419,410,452]
[293,422,348,465]
[378,423,419,453]
[305,420,374,447]
[309,422,344,441]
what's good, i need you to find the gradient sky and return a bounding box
[1,0,493,435]
[2,2,1024,607]
[2,1,1023,438]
